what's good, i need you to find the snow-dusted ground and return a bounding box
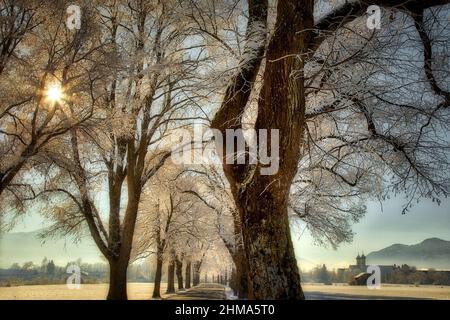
[1,283,449,300]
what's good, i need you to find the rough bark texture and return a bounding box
[104,189,140,299]
[166,254,176,293]
[175,257,184,290]
[232,248,249,298]
[192,261,201,286]
[233,213,249,298]
[107,258,128,300]
[238,193,303,299]
[185,261,191,289]
[152,257,163,298]
[152,197,171,298]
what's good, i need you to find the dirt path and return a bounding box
[165,283,228,300]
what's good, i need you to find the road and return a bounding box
[165,283,228,300]
[167,284,434,300]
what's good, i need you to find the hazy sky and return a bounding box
[294,197,450,270]
[3,195,450,270]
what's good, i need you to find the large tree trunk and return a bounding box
[107,258,128,300]
[232,216,249,298]
[109,194,139,300]
[166,256,176,293]
[238,263,249,298]
[105,172,142,300]
[175,257,184,290]
[185,261,191,289]
[230,268,237,294]
[211,0,314,300]
[192,261,201,286]
[240,0,312,299]
[238,186,304,299]
[230,248,249,299]
[152,256,163,298]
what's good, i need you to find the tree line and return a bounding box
[303,264,450,286]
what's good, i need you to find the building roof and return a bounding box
[355,272,370,279]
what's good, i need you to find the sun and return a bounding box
[46,84,63,102]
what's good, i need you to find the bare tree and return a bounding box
[179,164,249,298]
[291,1,450,248]
[32,0,206,300]
[0,1,102,228]
[207,0,450,299]
[134,166,213,297]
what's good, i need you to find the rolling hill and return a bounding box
[367,238,450,269]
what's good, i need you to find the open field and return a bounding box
[302,283,450,300]
[0,283,166,300]
[0,283,449,300]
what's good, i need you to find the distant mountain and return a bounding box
[367,238,450,269]
[0,229,103,268]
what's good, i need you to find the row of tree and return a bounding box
[1,257,183,288]
[1,260,108,286]
[388,269,450,286]
[1,0,449,299]
[303,264,450,286]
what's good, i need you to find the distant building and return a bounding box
[336,252,450,285]
[343,253,395,283]
[348,253,367,274]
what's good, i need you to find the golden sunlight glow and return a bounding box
[46,84,63,102]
